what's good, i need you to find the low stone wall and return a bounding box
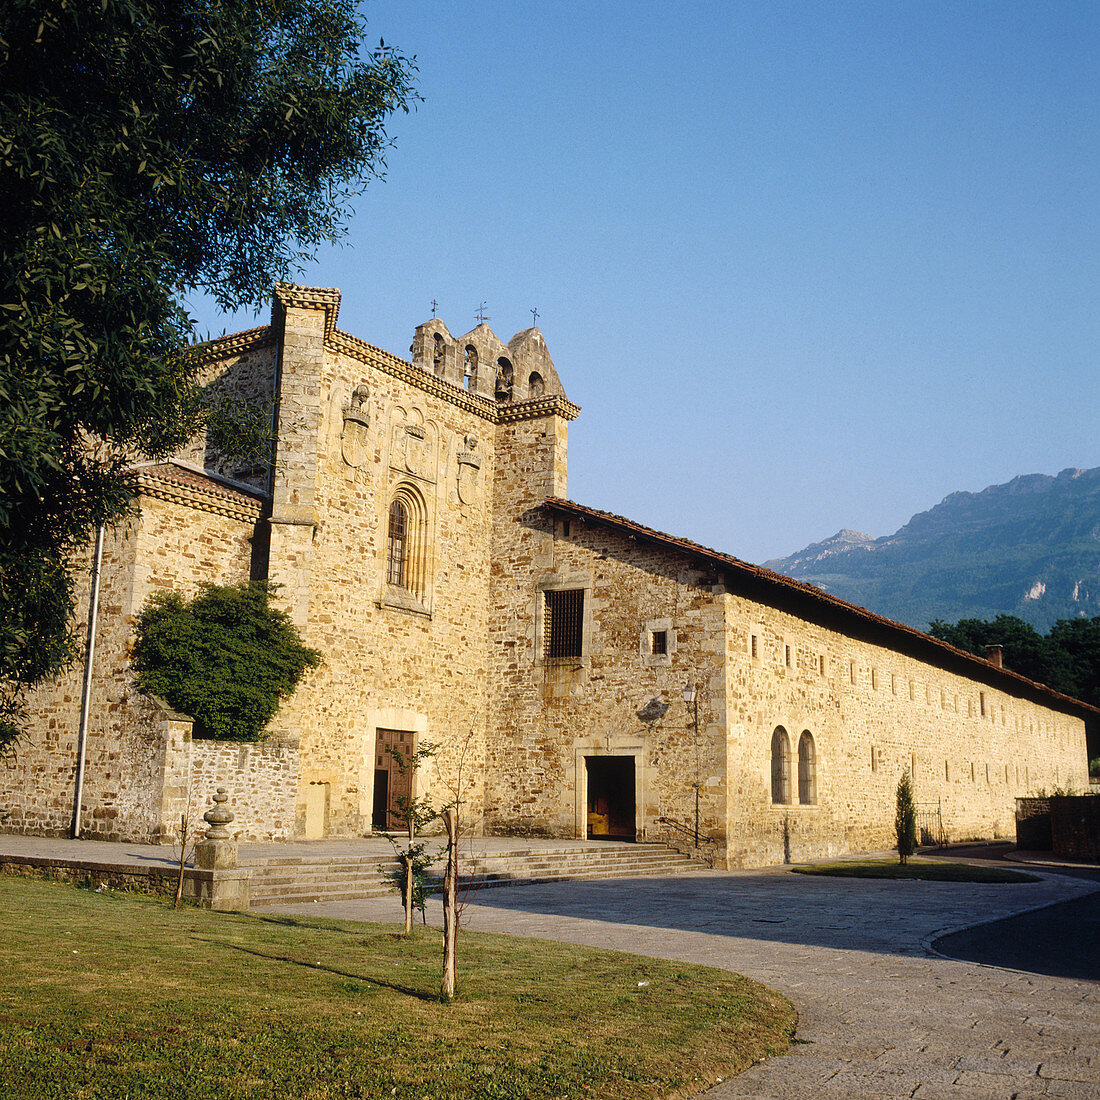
[1015,798,1052,850]
[188,735,299,842]
[1050,795,1100,862]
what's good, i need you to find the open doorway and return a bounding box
[585,755,635,840]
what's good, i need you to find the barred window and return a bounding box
[387,499,408,587]
[544,588,584,663]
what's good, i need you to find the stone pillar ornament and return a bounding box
[203,787,234,838]
[196,787,238,870]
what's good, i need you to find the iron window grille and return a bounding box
[544,588,584,664]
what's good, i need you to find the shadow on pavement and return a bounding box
[457,870,1074,961]
[933,890,1100,981]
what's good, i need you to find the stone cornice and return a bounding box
[273,282,342,341]
[136,471,264,523]
[188,327,274,367]
[496,394,581,423]
[191,284,583,424]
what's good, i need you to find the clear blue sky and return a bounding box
[187,0,1100,565]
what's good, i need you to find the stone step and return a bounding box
[246,843,699,908]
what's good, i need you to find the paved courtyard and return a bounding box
[272,859,1100,1099]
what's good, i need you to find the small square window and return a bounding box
[651,630,667,656]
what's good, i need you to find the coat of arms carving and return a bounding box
[389,410,437,482]
[456,434,481,505]
[340,384,370,468]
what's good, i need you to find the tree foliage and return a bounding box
[895,770,917,865]
[0,0,416,749]
[928,613,1100,709]
[130,582,321,741]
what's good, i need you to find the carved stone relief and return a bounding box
[456,434,481,505]
[389,407,438,483]
[340,383,371,469]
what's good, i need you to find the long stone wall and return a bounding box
[484,500,1089,867]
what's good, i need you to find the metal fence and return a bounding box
[915,799,946,848]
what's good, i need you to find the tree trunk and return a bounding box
[403,851,414,936]
[441,806,458,1001]
[173,814,188,909]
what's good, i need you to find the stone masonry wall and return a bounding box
[0,493,259,840]
[485,499,1088,865]
[263,296,500,839]
[484,516,729,841]
[722,593,1088,867]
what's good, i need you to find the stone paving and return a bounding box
[270,858,1100,1099]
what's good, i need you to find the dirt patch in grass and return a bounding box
[790,859,1040,883]
[0,877,794,1099]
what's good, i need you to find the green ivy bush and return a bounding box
[131,582,321,741]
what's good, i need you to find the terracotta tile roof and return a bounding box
[544,497,1100,718]
[138,464,267,504]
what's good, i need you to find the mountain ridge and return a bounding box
[763,467,1100,632]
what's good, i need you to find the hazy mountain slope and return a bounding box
[763,467,1100,632]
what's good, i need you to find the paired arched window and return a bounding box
[385,485,428,599]
[771,727,791,804]
[797,731,817,805]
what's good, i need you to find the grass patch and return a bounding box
[0,877,794,1099]
[790,859,1040,883]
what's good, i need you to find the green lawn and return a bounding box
[791,859,1040,883]
[0,877,794,1099]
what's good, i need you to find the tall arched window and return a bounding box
[384,484,429,604]
[771,726,791,804]
[387,499,408,587]
[798,731,817,805]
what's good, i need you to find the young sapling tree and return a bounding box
[895,769,917,865]
[385,740,438,936]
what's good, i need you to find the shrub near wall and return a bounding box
[1016,798,1053,850]
[1051,795,1100,862]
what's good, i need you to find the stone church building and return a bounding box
[2,284,1092,867]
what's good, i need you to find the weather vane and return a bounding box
[475,301,489,324]
[530,307,539,325]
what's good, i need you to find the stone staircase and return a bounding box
[247,842,699,909]
[451,843,697,891]
[246,853,402,908]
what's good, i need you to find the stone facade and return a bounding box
[2,284,1093,867]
